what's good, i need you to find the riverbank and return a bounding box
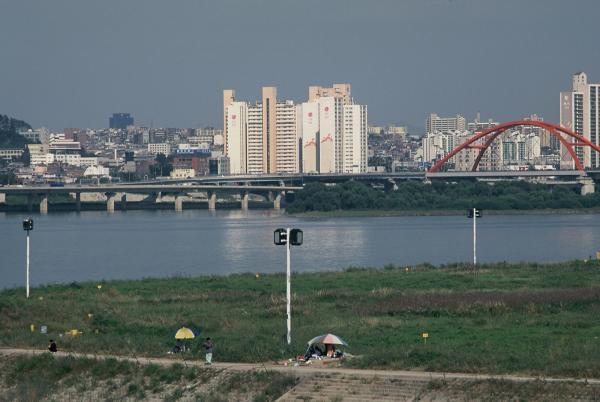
[3,350,600,402]
[289,207,600,218]
[3,260,600,378]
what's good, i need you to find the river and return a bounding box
[1,210,600,289]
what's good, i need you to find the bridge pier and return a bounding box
[208,190,216,211]
[39,193,49,214]
[175,195,184,212]
[75,192,81,213]
[27,194,33,213]
[121,194,127,211]
[240,190,249,211]
[273,191,283,210]
[578,176,595,195]
[0,193,5,205]
[106,193,116,213]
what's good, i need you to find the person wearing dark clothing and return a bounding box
[48,340,57,353]
[202,337,213,365]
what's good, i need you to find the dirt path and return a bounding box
[1,347,597,385]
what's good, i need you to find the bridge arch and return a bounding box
[428,120,600,173]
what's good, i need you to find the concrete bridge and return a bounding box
[0,183,302,214]
[142,169,598,185]
[2,170,598,214]
[148,170,597,194]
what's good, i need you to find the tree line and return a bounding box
[285,180,600,213]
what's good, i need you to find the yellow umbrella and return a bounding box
[174,327,196,340]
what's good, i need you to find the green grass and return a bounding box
[3,260,600,377]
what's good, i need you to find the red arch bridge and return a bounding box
[428,120,600,174]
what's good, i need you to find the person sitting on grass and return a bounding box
[325,344,335,358]
[48,339,57,353]
[171,342,182,354]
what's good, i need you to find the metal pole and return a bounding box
[26,231,30,298]
[286,227,291,345]
[473,208,477,266]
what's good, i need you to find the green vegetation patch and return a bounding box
[286,181,600,213]
[0,355,296,402]
[3,260,600,377]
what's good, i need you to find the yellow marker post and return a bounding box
[30,324,35,332]
[97,284,102,290]
[421,332,429,344]
[596,251,600,260]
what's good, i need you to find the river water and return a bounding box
[1,210,600,289]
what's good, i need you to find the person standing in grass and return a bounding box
[48,339,57,353]
[202,337,213,365]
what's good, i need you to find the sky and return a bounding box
[1,0,599,132]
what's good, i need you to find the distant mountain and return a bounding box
[0,114,34,149]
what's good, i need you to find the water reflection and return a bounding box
[2,211,600,289]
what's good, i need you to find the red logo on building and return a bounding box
[232,115,236,120]
[308,112,312,117]
[324,106,329,112]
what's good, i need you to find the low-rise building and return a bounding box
[0,149,24,160]
[148,143,171,156]
[170,168,195,178]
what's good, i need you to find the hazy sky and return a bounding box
[1,0,599,131]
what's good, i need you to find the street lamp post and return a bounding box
[274,227,303,345]
[22,218,34,298]
[467,208,482,265]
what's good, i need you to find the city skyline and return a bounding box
[1,0,599,130]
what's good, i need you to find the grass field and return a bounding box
[2,260,600,377]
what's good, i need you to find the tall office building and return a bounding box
[560,72,600,168]
[426,113,466,133]
[109,113,134,129]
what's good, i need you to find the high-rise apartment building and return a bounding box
[224,83,367,175]
[426,113,466,133]
[308,84,352,105]
[298,93,367,174]
[222,89,236,155]
[226,101,248,174]
[224,87,299,175]
[560,72,600,168]
[262,87,278,173]
[276,100,299,172]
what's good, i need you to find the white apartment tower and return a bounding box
[224,87,299,174]
[224,83,366,175]
[299,84,368,174]
[226,101,248,175]
[560,72,600,168]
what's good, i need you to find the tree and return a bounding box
[150,153,173,178]
[20,147,31,166]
